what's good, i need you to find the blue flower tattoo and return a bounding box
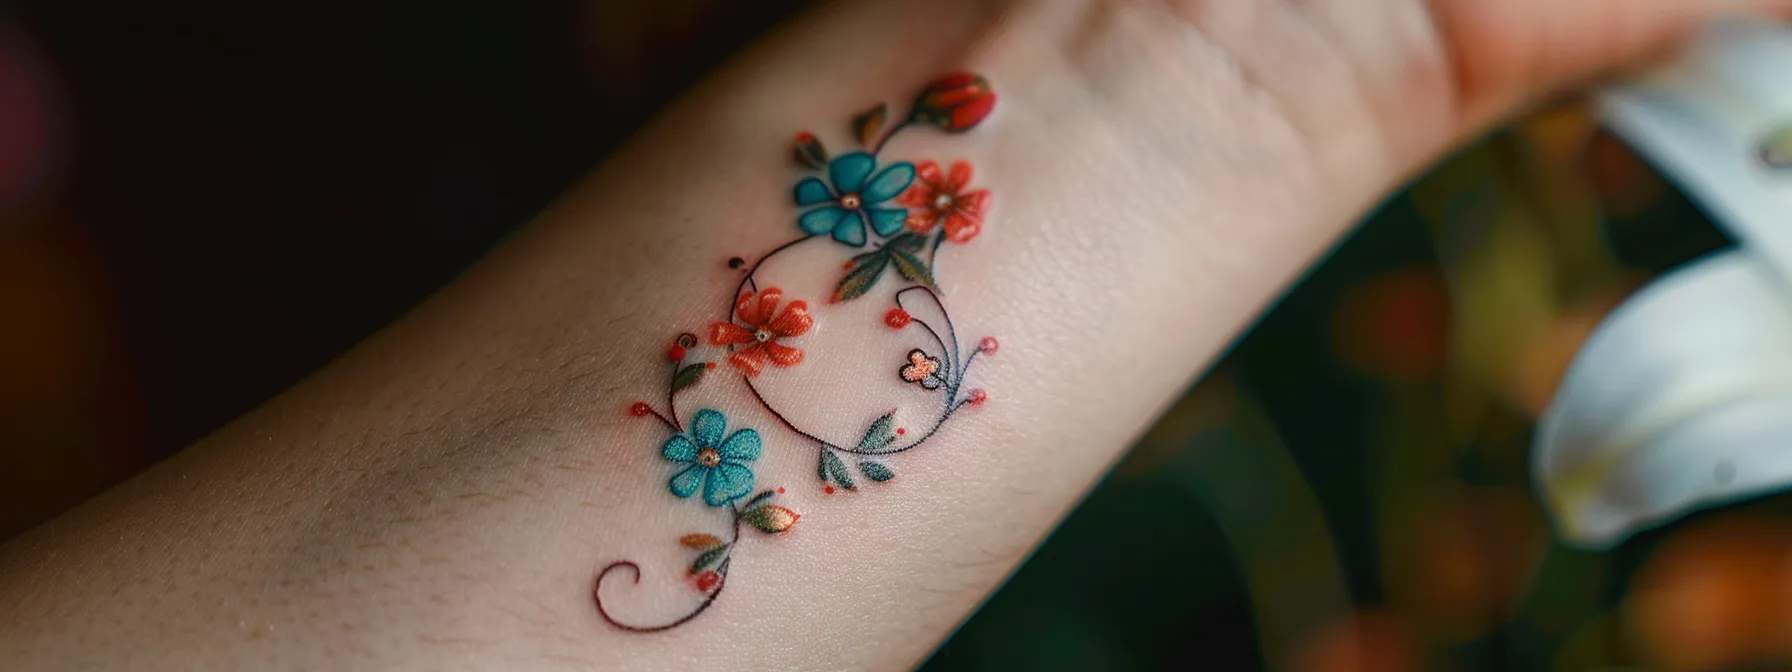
[793,151,916,246]
[661,409,762,507]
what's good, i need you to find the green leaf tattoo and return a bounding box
[889,248,937,290]
[859,461,895,482]
[818,448,856,491]
[856,411,899,454]
[690,543,731,574]
[742,504,800,534]
[852,103,888,149]
[671,363,707,394]
[834,251,891,302]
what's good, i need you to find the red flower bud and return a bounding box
[668,345,687,361]
[693,570,721,593]
[885,308,913,329]
[792,131,828,170]
[967,388,988,406]
[979,336,999,354]
[908,73,996,133]
[628,402,652,417]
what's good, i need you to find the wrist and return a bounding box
[0,1,1431,669]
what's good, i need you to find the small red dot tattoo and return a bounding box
[693,570,721,593]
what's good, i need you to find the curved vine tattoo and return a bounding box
[594,73,1000,632]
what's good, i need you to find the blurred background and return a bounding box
[1,3,1785,670]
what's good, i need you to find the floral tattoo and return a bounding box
[594,73,999,632]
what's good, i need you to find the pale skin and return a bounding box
[1,0,1786,669]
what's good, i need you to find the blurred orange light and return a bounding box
[1293,610,1417,672]
[1332,266,1451,383]
[1387,486,1546,643]
[1628,514,1792,671]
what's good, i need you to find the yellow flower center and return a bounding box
[697,448,721,468]
[840,193,862,210]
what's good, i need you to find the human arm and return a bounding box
[0,0,1782,669]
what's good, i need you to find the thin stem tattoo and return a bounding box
[594,73,999,632]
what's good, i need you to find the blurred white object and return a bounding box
[1602,19,1792,288]
[1535,252,1792,547]
[1535,18,1792,549]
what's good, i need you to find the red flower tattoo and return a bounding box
[709,287,814,376]
[900,160,990,244]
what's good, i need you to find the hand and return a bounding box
[1061,0,1790,210]
[1303,0,1790,174]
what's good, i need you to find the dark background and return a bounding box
[2,3,1784,670]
